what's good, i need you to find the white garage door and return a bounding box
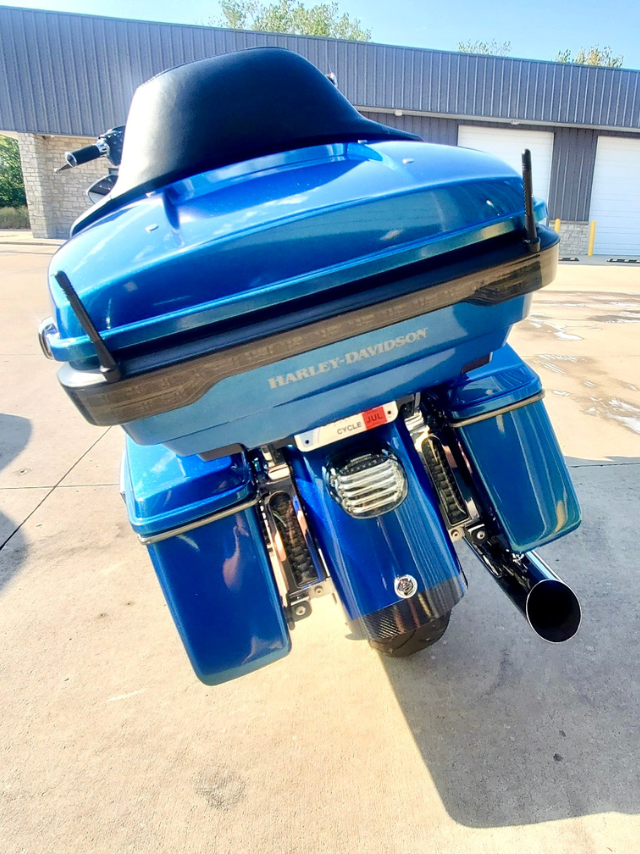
[457,125,554,204]
[589,136,640,256]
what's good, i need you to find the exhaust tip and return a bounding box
[526,579,582,643]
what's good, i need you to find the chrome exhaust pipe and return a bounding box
[467,538,581,643]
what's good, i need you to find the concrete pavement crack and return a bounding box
[0,428,110,552]
[568,461,640,468]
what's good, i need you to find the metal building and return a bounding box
[1,5,639,252]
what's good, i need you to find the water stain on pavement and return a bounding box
[530,352,640,436]
[527,316,587,341]
[515,287,640,437]
[588,313,640,323]
[196,770,246,811]
[524,290,640,340]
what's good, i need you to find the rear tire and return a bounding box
[369,612,451,657]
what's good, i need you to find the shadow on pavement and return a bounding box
[0,413,32,592]
[381,456,640,827]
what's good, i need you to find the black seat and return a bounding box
[72,48,419,234]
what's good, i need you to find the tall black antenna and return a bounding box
[522,149,541,253]
[53,271,122,382]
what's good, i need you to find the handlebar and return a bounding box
[65,143,106,168]
[55,126,125,174]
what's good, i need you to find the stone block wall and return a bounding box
[557,220,591,256]
[17,133,108,239]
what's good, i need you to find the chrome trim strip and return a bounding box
[451,390,545,429]
[137,496,259,545]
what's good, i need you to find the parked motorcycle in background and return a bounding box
[39,48,581,685]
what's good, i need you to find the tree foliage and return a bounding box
[214,0,371,40]
[0,136,26,208]
[555,45,623,67]
[458,39,511,57]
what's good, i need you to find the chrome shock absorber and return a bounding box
[404,402,482,544]
[253,446,333,625]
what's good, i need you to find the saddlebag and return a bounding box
[121,440,290,684]
[439,345,581,553]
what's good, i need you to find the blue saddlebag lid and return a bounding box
[123,438,254,537]
[441,344,542,421]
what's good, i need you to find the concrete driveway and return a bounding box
[1,245,639,853]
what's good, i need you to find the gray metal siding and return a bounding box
[361,111,458,145]
[2,6,640,136]
[547,128,598,221]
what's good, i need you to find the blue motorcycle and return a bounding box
[40,48,581,685]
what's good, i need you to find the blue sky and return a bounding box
[5,0,640,69]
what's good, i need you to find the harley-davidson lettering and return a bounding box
[268,327,428,389]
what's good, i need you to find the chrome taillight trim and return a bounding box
[325,448,408,518]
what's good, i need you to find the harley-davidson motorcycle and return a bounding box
[39,48,582,685]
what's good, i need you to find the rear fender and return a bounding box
[288,419,466,639]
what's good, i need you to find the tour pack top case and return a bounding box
[42,49,559,456]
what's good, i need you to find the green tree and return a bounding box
[0,136,26,208]
[214,0,371,40]
[458,39,511,57]
[555,45,623,67]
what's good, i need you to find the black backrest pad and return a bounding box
[114,47,420,199]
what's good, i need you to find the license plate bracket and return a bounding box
[294,402,398,451]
